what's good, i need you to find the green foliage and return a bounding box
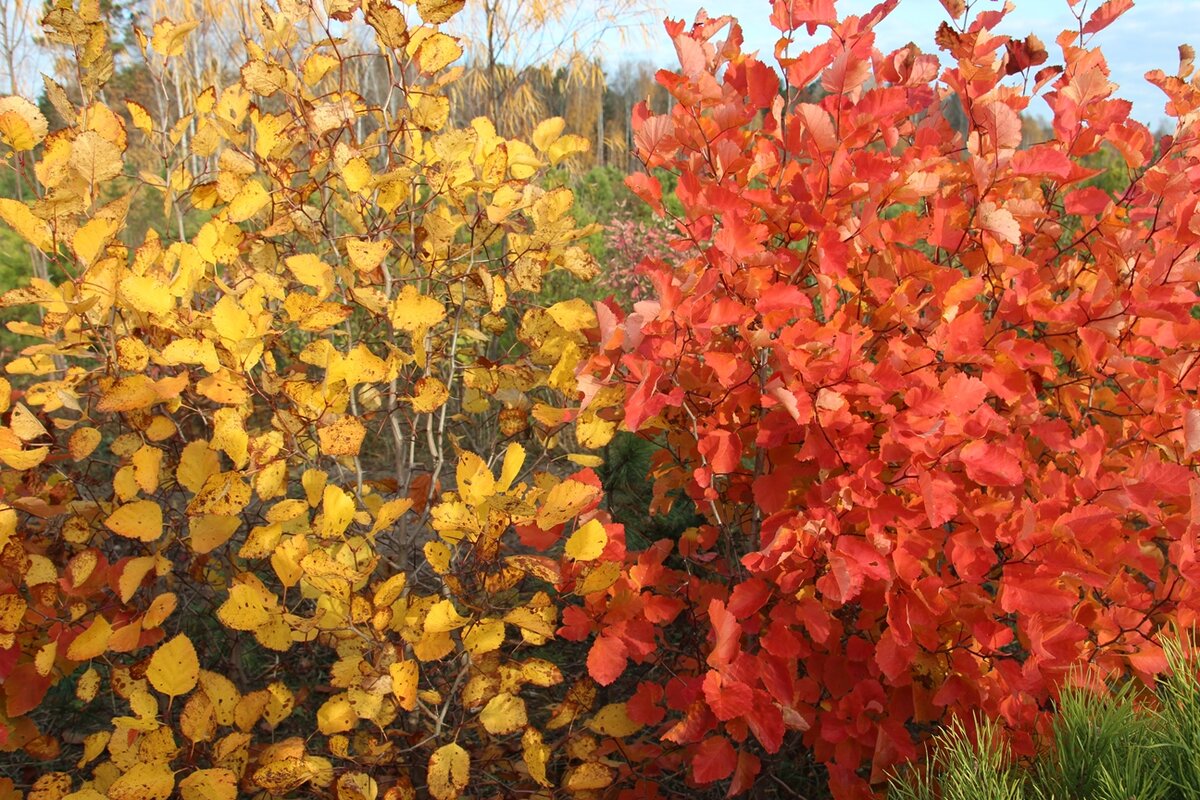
[890,718,1025,800]
[597,431,705,549]
[889,638,1200,800]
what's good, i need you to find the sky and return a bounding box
[602,0,1198,126]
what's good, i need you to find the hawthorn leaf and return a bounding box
[427,743,469,800]
[479,692,527,735]
[147,634,200,696]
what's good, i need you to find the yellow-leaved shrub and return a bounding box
[0,0,629,797]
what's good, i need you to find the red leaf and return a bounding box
[727,578,771,619]
[673,32,708,79]
[1011,145,1073,179]
[626,172,663,214]
[707,600,742,669]
[1081,0,1134,35]
[714,212,767,260]
[769,0,836,33]
[703,670,754,721]
[587,634,628,686]
[959,440,1024,487]
[918,470,958,527]
[746,59,779,109]
[692,735,737,783]
[699,429,741,474]
[728,750,762,796]
[744,695,785,753]
[1065,185,1112,216]
[5,661,52,717]
[1186,408,1200,456]
[627,681,666,726]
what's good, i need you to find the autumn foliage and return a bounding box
[0,0,629,796]
[576,0,1200,795]
[2,0,1200,797]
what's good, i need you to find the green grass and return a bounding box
[889,637,1200,800]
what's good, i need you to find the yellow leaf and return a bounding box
[417,0,465,24]
[336,772,376,800]
[479,691,526,735]
[462,618,505,656]
[341,157,372,193]
[535,478,601,530]
[119,275,174,316]
[317,694,357,735]
[548,134,590,166]
[346,239,392,272]
[117,556,156,603]
[564,519,607,561]
[241,59,289,96]
[285,254,334,300]
[409,29,462,74]
[424,540,451,573]
[567,453,604,468]
[161,337,221,373]
[302,53,339,86]
[577,560,621,595]
[317,485,356,538]
[0,198,52,250]
[503,606,555,643]
[496,442,525,493]
[210,409,248,470]
[522,728,552,787]
[263,682,294,728]
[283,293,353,332]
[67,428,100,462]
[532,117,565,152]
[256,460,287,501]
[564,762,614,791]
[390,285,446,332]
[143,592,178,628]
[409,92,449,131]
[179,769,237,800]
[369,498,412,535]
[66,615,112,661]
[303,469,328,507]
[177,440,219,493]
[587,702,643,737]
[547,298,597,331]
[0,96,48,151]
[69,130,124,183]
[147,633,200,697]
[389,660,418,711]
[373,573,407,610]
[251,109,288,158]
[195,218,243,265]
[126,100,154,136]
[425,599,469,633]
[227,181,270,223]
[104,501,163,542]
[427,743,469,800]
[10,403,46,441]
[0,443,47,470]
[152,18,198,57]
[532,187,574,227]
[217,583,273,631]
[455,452,494,506]
[575,407,616,449]
[188,471,252,516]
[34,640,56,676]
[76,666,101,702]
[118,337,151,373]
[318,416,366,457]
[409,377,448,413]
